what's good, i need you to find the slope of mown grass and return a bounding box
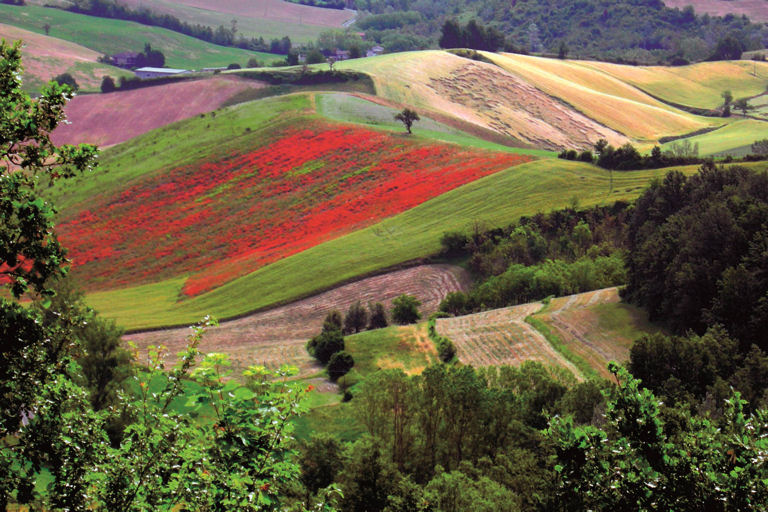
[581,59,768,110]
[485,52,717,142]
[0,4,280,69]
[662,119,768,156]
[0,23,132,93]
[85,159,717,330]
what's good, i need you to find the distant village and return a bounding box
[107,45,385,79]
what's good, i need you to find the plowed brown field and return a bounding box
[52,75,265,146]
[126,264,470,377]
[435,302,581,375]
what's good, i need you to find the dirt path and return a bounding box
[126,264,471,377]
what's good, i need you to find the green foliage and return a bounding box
[426,318,456,363]
[367,302,388,330]
[328,351,355,381]
[391,294,421,325]
[624,164,768,348]
[548,363,768,510]
[307,329,345,365]
[343,301,368,334]
[752,138,768,156]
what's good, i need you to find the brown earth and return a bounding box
[425,62,627,151]
[664,0,768,22]
[118,0,354,27]
[436,302,582,376]
[51,75,266,147]
[126,264,471,377]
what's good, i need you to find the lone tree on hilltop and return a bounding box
[394,108,420,134]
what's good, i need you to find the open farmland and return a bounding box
[0,23,131,93]
[0,4,279,69]
[53,99,529,296]
[112,0,355,42]
[82,158,721,330]
[580,59,768,110]
[337,51,628,150]
[661,119,768,156]
[486,52,718,142]
[664,0,768,22]
[435,303,582,377]
[531,288,664,379]
[52,75,266,147]
[126,264,465,376]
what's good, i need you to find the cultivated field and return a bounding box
[435,302,582,377]
[0,23,131,93]
[81,157,722,330]
[52,75,266,147]
[532,288,663,379]
[581,59,768,110]
[114,0,355,42]
[54,104,527,296]
[126,264,467,376]
[664,0,768,22]
[338,51,628,150]
[487,52,718,142]
[0,4,279,69]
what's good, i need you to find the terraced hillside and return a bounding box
[52,75,266,147]
[0,23,131,93]
[0,4,279,69]
[127,264,465,376]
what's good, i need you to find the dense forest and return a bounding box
[352,0,767,62]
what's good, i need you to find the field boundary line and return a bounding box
[525,314,598,381]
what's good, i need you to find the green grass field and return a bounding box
[662,119,768,156]
[0,4,281,69]
[581,59,768,110]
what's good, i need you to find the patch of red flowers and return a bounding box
[56,122,531,296]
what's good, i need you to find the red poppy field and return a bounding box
[57,121,531,297]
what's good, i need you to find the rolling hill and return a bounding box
[0,4,281,69]
[664,0,768,23]
[0,23,132,93]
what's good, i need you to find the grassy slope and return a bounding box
[315,92,554,157]
[662,119,768,156]
[83,0,354,43]
[485,52,719,142]
[581,59,768,109]
[0,23,132,93]
[85,158,709,330]
[0,4,281,69]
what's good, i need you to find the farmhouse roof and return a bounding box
[135,67,189,74]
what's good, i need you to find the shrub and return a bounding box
[307,329,344,365]
[391,294,421,325]
[53,72,79,92]
[327,351,355,381]
[100,75,116,93]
